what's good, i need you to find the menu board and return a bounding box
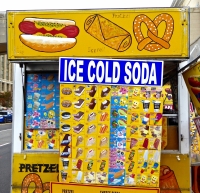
[59,85,163,187]
[190,112,200,163]
[24,73,60,150]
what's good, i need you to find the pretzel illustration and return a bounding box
[21,173,50,193]
[133,13,174,52]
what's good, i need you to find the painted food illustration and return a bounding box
[19,18,79,52]
[84,14,132,52]
[133,13,174,52]
[188,76,200,102]
[159,165,181,193]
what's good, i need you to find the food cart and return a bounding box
[7,7,190,193]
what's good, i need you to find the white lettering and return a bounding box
[148,63,157,84]
[64,60,68,81]
[132,62,140,84]
[105,61,112,83]
[88,61,95,82]
[124,62,132,84]
[68,60,76,81]
[76,60,83,81]
[113,62,120,83]
[96,61,104,83]
[141,63,149,84]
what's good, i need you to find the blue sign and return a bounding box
[59,57,163,86]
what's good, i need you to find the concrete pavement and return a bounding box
[0,123,12,192]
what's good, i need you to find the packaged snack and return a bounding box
[36,139,46,149]
[97,148,109,159]
[108,169,125,185]
[85,85,98,98]
[85,123,97,135]
[152,100,163,113]
[72,159,84,170]
[60,170,71,182]
[150,113,163,125]
[71,171,83,183]
[151,87,163,101]
[97,159,108,172]
[24,139,35,150]
[85,148,96,159]
[86,98,97,111]
[127,125,139,137]
[99,86,111,98]
[84,171,96,183]
[96,172,108,184]
[85,135,96,147]
[47,139,58,149]
[97,136,109,147]
[125,173,136,186]
[129,86,141,99]
[84,159,96,171]
[60,158,71,171]
[72,147,84,159]
[118,86,129,96]
[60,134,71,146]
[140,87,151,100]
[60,146,72,158]
[74,85,86,98]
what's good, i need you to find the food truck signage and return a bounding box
[183,61,200,115]
[7,8,189,60]
[50,183,160,193]
[59,58,163,86]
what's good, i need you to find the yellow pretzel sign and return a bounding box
[133,13,174,52]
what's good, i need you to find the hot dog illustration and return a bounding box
[19,18,79,52]
[188,76,200,102]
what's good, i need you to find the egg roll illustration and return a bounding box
[84,14,132,52]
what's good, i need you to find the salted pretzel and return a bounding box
[133,13,174,52]
[21,173,50,193]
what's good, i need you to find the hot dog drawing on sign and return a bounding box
[133,14,174,52]
[18,18,79,52]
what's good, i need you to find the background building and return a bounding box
[0,54,13,92]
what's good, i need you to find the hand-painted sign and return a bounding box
[50,182,160,193]
[59,57,163,86]
[7,8,189,60]
[183,61,200,115]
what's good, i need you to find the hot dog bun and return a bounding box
[19,17,79,52]
[23,18,75,27]
[20,35,76,52]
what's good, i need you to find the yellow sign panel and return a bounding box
[160,154,190,192]
[12,153,59,193]
[183,62,200,115]
[7,8,189,60]
[50,183,160,193]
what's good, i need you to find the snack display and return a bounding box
[25,73,59,150]
[26,73,59,129]
[59,84,163,187]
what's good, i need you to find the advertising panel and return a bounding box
[183,62,200,115]
[12,153,59,193]
[59,58,163,86]
[159,154,190,193]
[7,8,189,60]
[50,183,160,193]
[58,58,164,188]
